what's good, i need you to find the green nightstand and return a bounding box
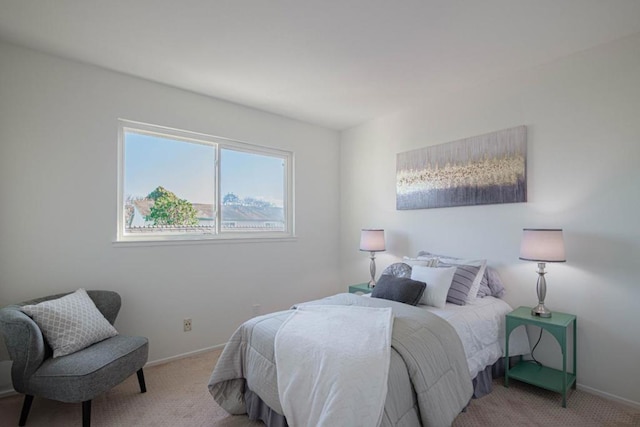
[348,283,372,295]
[505,306,577,407]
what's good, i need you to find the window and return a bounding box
[117,120,294,242]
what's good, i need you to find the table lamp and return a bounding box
[519,228,566,317]
[359,229,386,288]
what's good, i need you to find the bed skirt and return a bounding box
[245,388,288,427]
[244,356,520,426]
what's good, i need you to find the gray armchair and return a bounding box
[0,290,149,427]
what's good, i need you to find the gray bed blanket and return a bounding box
[208,293,473,427]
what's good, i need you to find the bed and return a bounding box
[208,260,530,426]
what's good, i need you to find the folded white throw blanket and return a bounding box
[274,305,394,427]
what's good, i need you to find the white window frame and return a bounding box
[116,119,294,243]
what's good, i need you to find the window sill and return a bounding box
[112,235,297,248]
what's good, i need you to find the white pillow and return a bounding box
[436,257,487,303]
[21,288,118,358]
[402,256,438,267]
[410,266,457,308]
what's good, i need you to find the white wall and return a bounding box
[340,33,640,406]
[0,42,341,392]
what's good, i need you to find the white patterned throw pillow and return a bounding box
[21,288,118,358]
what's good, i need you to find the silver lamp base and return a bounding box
[531,303,552,318]
[531,262,552,318]
[368,252,377,288]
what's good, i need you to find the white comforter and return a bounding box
[422,296,530,378]
[360,294,531,379]
[274,305,394,427]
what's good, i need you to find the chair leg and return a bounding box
[18,395,34,426]
[136,368,147,393]
[82,400,91,427]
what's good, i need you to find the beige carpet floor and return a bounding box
[0,349,638,426]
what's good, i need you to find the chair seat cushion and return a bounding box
[28,335,148,402]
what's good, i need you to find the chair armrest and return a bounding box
[0,306,47,391]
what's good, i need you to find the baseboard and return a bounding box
[577,383,640,410]
[144,343,226,368]
[0,387,16,398]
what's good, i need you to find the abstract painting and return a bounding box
[396,126,527,210]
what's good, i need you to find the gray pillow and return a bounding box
[477,271,491,298]
[476,267,506,298]
[371,275,426,306]
[486,267,506,298]
[439,263,482,306]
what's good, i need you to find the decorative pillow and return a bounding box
[410,265,457,308]
[21,288,118,358]
[381,262,413,278]
[438,263,482,306]
[418,252,487,303]
[371,275,426,306]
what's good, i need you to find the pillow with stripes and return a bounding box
[438,263,482,306]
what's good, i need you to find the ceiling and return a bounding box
[2,1,640,130]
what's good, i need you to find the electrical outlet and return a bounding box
[183,318,192,332]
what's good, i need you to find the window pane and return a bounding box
[220,148,286,232]
[123,131,216,236]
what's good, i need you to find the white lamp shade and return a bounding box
[360,229,386,252]
[519,229,566,262]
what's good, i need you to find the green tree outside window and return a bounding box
[145,186,198,226]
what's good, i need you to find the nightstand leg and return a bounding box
[562,331,567,408]
[573,318,577,390]
[504,324,511,388]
